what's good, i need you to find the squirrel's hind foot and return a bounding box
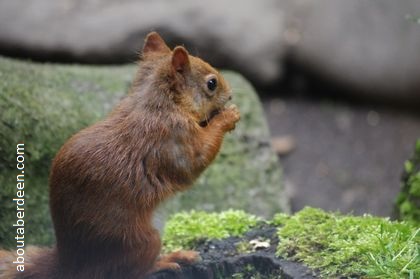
[163,250,201,264]
[150,250,201,274]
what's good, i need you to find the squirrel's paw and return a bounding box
[150,250,200,273]
[219,104,241,131]
[163,250,201,264]
[150,261,181,273]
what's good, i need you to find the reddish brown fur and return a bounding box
[0,32,240,279]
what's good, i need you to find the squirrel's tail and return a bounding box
[0,246,58,279]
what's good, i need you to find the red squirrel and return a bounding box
[0,32,240,278]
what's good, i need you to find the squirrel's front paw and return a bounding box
[219,104,240,132]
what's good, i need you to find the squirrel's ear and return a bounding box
[172,46,190,73]
[143,32,170,54]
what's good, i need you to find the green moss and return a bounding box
[276,207,419,278]
[0,57,133,167]
[270,213,290,227]
[162,210,260,252]
[0,57,133,248]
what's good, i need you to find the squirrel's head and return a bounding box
[139,32,232,126]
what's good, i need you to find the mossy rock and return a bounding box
[395,140,420,225]
[155,208,419,279]
[0,56,288,249]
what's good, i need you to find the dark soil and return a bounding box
[147,224,317,279]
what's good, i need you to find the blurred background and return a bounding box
[1,0,420,217]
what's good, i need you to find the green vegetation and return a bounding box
[395,139,420,225]
[275,207,419,278]
[162,210,260,252]
[163,208,419,278]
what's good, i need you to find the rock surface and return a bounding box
[263,96,420,216]
[0,56,288,248]
[1,0,420,101]
[289,0,420,102]
[0,0,287,84]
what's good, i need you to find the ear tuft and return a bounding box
[172,46,190,73]
[143,32,170,54]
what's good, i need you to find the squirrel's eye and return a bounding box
[207,78,217,91]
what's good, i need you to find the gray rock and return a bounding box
[289,0,420,101]
[0,0,287,84]
[263,97,420,216]
[1,0,419,101]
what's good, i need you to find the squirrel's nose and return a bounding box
[228,95,232,101]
